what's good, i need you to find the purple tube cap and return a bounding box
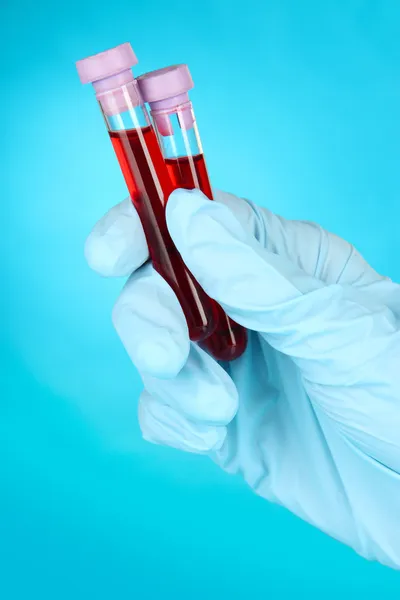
[137,64,194,104]
[76,42,138,84]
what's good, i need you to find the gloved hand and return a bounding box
[85,188,400,570]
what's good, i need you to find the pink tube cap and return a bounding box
[137,64,194,104]
[76,42,138,85]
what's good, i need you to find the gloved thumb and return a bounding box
[166,189,399,387]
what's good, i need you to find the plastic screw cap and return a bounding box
[137,64,194,103]
[76,42,138,84]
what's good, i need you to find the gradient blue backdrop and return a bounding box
[2,1,400,598]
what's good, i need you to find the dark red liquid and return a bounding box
[165,153,213,199]
[165,154,247,361]
[110,126,218,342]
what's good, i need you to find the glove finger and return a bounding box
[166,188,399,386]
[138,390,227,453]
[112,262,190,379]
[142,342,239,425]
[85,198,148,277]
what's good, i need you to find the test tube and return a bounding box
[137,65,248,361]
[76,45,218,342]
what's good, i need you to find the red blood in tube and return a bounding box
[110,126,218,342]
[165,154,213,199]
[165,154,247,361]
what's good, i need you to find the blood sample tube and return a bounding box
[76,45,218,342]
[137,65,247,361]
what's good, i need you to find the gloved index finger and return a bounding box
[166,188,321,310]
[85,198,149,277]
[166,188,398,387]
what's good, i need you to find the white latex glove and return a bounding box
[85,188,400,569]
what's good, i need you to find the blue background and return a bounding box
[2,0,400,597]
